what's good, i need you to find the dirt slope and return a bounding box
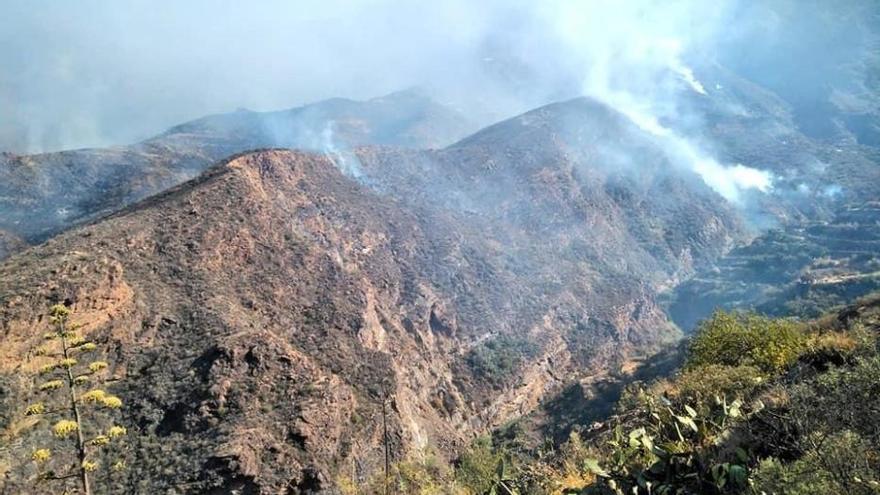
[0,150,695,493]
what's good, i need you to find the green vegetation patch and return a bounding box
[386,299,880,495]
[465,334,540,388]
[686,310,806,374]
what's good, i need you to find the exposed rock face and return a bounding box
[0,144,739,492]
[0,90,472,251]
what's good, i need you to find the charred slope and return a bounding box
[358,97,747,289]
[157,88,471,151]
[0,230,25,261]
[616,62,880,329]
[686,64,880,224]
[0,149,696,493]
[0,90,471,252]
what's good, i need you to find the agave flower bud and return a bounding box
[53,419,79,438]
[31,449,51,463]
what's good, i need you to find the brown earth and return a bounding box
[0,145,733,493]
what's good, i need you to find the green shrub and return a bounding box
[454,437,501,494]
[789,355,880,443]
[672,364,765,415]
[584,382,756,495]
[751,431,880,495]
[466,335,539,387]
[338,455,452,495]
[751,456,835,495]
[687,311,806,374]
[393,456,449,495]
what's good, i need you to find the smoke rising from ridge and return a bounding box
[1,0,875,201]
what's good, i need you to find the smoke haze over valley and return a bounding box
[4,1,877,203]
[1,1,880,493]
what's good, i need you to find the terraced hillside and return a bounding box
[669,201,880,329]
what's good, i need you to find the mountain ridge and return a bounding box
[0,90,473,251]
[0,145,734,491]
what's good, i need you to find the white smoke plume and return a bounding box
[533,0,773,201]
[4,0,871,201]
[320,121,364,179]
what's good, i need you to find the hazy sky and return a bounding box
[1,0,875,202]
[0,0,742,153]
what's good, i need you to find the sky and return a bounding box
[0,0,736,152]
